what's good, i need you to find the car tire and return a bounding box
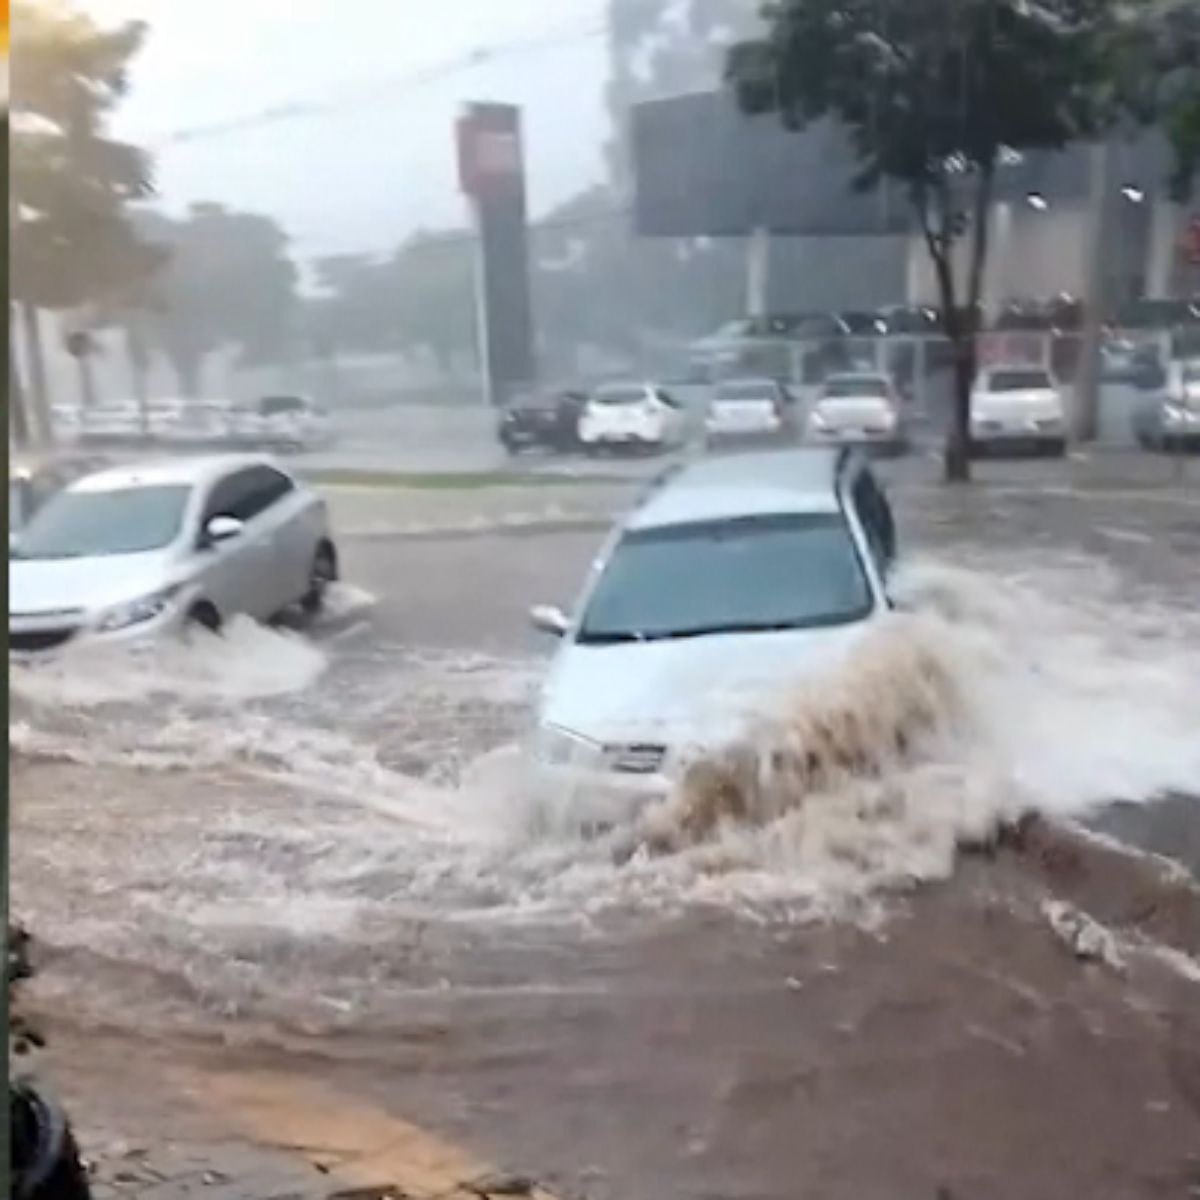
[1043,439,1067,459]
[186,601,222,635]
[302,541,339,615]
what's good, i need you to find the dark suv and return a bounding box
[498,389,587,454]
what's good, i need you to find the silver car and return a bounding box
[10,455,339,654]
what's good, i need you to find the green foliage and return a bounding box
[727,0,1125,479]
[10,1,163,314]
[305,233,477,371]
[1113,0,1200,201]
[128,204,300,395]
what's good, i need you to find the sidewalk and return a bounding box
[43,1038,562,1200]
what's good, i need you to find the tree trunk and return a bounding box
[126,323,150,438]
[10,350,31,449]
[75,353,98,411]
[19,302,52,445]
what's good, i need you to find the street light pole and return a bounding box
[1072,140,1113,443]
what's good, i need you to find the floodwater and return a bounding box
[10,514,1200,1197]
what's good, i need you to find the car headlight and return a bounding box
[533,723,603,768]
[1164,404,1188,424]
[95,586,182,633]
[809,410,829,430]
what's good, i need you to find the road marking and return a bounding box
[173,1065,562,1199]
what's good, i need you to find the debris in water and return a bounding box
[1042,900,1125,969]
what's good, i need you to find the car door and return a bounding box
[851,467,897,590]
[195,466,289,620]
[244,464,318,606]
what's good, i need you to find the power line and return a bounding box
[152,19,609,149]
[297,204,636,263]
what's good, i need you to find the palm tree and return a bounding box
[10,1,163,439]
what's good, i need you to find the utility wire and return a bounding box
[151,19,609,149]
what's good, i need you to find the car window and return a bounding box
[852,470,896,572]
[716,382,777,402]
[655,389,682,409]
[593,386,647,406]
[578,513,873,644]
[823,376,889,399]
[260,396,306,416]
[204,466,294,525]
[988,370,1053,392]
[14,485,192,559]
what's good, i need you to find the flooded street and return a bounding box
[11,464,1200,1198]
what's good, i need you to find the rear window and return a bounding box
[823,376,889,399]
[259,396,306,416]
[988,370,1053,392]
[593,386,648,406]
[716,382,777,402]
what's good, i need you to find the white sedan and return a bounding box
[969,366,1067,456]
[578,383,688,455]
[10,455,339,654]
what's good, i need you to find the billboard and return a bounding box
[631,91,911,238]
[456,103,536,404]
[632,91,1177,241]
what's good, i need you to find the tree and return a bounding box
[727,0,1121,481]
[127,203,299,396]
[10,1,163,427]
[1115,0,1200,201]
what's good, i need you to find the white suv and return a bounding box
[527,447,897,824]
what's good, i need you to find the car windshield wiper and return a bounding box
[576,630,649,645]
[642,621,812,641]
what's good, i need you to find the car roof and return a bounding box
[715,377,779,390]
[628,448,846,530]
[67,454,286,493]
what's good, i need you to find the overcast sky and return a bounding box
[82,0,611,262]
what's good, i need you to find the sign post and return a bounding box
[456,104,536,408]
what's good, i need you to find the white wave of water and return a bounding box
[11,552,1200,1022]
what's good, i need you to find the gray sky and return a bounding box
[84,0,611,261]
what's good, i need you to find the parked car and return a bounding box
[1133,359,1200,452]
[526,448,896,826]
[704,377,797,447]
[78,400,146,445]
[10,452,111,534]
[229,395,335,451]
[498,388,587,454]
[10,455,338,654]
[163,399,237,447]
[1100,338,1165,389]
[578,382,688,455]
[969,365,1067,457]
[805,372,907,455]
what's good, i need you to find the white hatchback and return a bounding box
[10,455,338,654]
[970,365,1067,456]
[527,448,897,825]
[578,383,688,454]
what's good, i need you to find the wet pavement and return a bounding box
[10,450,1200,1198]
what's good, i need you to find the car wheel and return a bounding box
[186,601,222,635]
[302,541,339,615]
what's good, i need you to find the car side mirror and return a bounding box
[530,604,569,638]
[203,515,244,546]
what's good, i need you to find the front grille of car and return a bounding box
[10,627,77,653]
[607,743,668,775]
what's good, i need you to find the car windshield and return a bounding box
[716,382,776,402]
[578,514,872,644]
[260,396,305,415]
[988,370,1053,392]
[13,485,192,560]
[823,377,888,399]
[593,387,647,406]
